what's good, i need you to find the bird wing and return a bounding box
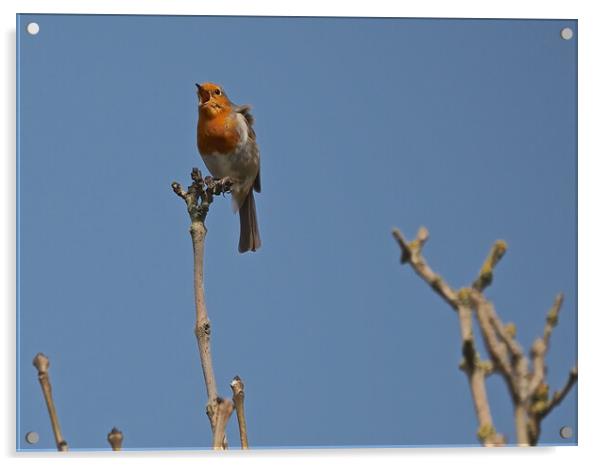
[254,164,261,193]
[234,104,256,140]
[234,104,261,193]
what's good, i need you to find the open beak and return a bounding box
[196,83,211,105]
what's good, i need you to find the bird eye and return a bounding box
[214,89,222,96]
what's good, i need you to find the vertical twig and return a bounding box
[173,169,233,449]
[457,294,504,446]
[107,427,123,451]
[231,376,249,449]
[513,354,531,446]
[528,293,577,444]
[190,219,219,420]
[472,240,507,292]
[32,353,68,452]
[471,243,529,446]
[529,294,564,396]
[471,294,514,384]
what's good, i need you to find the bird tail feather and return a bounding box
[238,191,261,253]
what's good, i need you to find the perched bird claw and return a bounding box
[191,167,203,183]
[218,177,232,192]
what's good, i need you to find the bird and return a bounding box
[195,82,261,253]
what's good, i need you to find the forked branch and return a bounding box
[539,366,578,419]
[392,228,457,308]
[212,398,235,450]
[392,228,504,446]
[392,226,577,446]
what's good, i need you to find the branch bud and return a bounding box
[33,353,50,374]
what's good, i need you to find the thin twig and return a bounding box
[173,168,233,448]
[543,294,564,349]
[471,286,530,445]
[470,242,534,445]
[457,295,505,446]
[231,376,249,449]
[528,366,578,445]
[392,228,458,309]
[107,427,123,451]
[528,294,565,395]
[540,366,578,419]
[32,353,68,452]
[472,241,523,361]
[471,294,515,386]
[472,240,507,292]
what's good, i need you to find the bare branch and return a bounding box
[470,291,532,445]
[231,376,249,449]
[173,168,233,446]
[471,241,535,444]
[392,226,428,264]
[540,366,578,419]
[529,337,546,399]
[172,168,232,223]
[470,243,564,446]
[392,226,576,446]
[513,403,530,446]
[526,294,571,445]
[171,182,187,200]
[212,398,235,450]
[470,294,514,383]
[393,229,507,445]
[543,294,564,348]
[487,306,524,361]
[471,241,525,369]
[472,367,506,446]
[528,366,577,445]
[457,293,475,348]
[32,353,68,452]
[457,295,505,446]
[513,357,533,446]
[528,294,565,397]
[473,240,507,292]
[392,227,458,309]
[190,220,219,423]
[107,427,123,451]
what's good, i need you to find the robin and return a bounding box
[195,82,261,253]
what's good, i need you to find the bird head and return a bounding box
[196,82,230,117]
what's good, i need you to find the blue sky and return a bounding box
[17,15,577,450]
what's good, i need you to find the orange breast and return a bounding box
[197,112,240,155]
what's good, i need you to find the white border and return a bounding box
[2,1,600,465]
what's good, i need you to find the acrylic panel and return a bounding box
[16,15,577,451]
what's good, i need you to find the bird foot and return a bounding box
[216,177,233,194]
[203,176,232,195]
